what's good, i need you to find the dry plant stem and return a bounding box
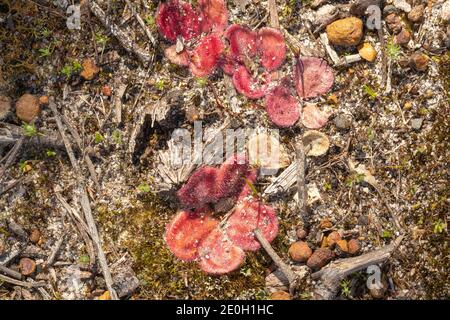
[89,1,152,65]
[0,264,22,280]
[0,274,46,288]
[267,0,280,29]
[49,99,119,300]
[0,137,25,181]
[296,140,308,228]
[378,27,387,85]
[254,228,298,294]
[43,234,66,270]
[319,33,341,65]
[61,113,100,190]
[125,0,156,45]
[312,235,404,299]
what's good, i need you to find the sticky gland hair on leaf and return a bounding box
[177,166,219,208]
[225,200,279,251]
[189,35,224,77]
[198,228,246,275]
[232,66,270,99]
[165,208,219,261]
[265,83,301,128]
[156,0,202,42]
[199,0,229,34]
[294,57,334,99]
[257,28,286,72]
[215,154,251,200]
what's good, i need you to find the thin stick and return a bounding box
[0,264,22,280]
[254,228,298,293]
[43,234,66,270]
[125,0,156,45]
[296,140,308,228]
[89,1,152,65]
[49,99,119,300]
[267,0,280,29]
[0,274,46,288]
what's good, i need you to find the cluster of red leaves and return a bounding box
[165,155,279,274]
[157,0,228,77]
[156,1,335,128]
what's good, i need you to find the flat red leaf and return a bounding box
[199,0,229,34]
[156,0,202,42]
[216,154,250,200]
[165,208,219,261]
[177,166,219,208]
[265,84,300,127]
[198,228,245,274]
[226,200,278,251]
[232,66,269,99]
[225,24,258,62]
[257,28,286,72]
[301,103,329,129]
[164,45,190,66]
[294,57,334,99]
[189,35,224,77]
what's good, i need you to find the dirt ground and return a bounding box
[0,0,448,300]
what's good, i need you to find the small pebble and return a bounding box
[327,231,341,248]
[336,239,349,253]
[409,52,429,71]
[395,29,411,46]
[296,228,308,240]
[29,229,41,244]
[80,58,100,80]
[394,0,411,13]
[270,291,291,300]
[288,241,313,263]
[19,257,36,276]
[408,5,425,23]
[411,118,424,131]
[334,113,352,131]
[101,85,112,97]
[358,42,377,62]
[306,248,334,270]
[442,0,450,23]
[39,95,49,106]
[320,219,333,229]
[15,93,40,123]
[348,239,361,255]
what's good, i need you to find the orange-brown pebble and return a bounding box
[288,241,313,263]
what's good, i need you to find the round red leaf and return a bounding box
[232,66,269,99]
[165,208,219,261]
[301,103,329,129]
[177,166,219,208]
[257,28,286,71]
[199,0,229,34]
[189,35,224,77]
[265,84,300,128]
[156,0,201,42]
[294,57,334,99]
[216,154,250,200]
[226,200,279,251]
[164,45,190,66]
[225,24,258,62]
[198,228,245,274]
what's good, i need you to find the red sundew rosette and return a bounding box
[156,0,228,77]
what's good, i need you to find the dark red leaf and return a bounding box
[198,228,245,274]
[165,208,219,261]
[232,66,269,99]
[216,154,250,200]
[226,200,279,251]
[257,28,286,71]
[199,0,229,34]
[189,35,224,77]
[177,166,219,208]
[156,0,202,42]
[164,45,190,66]
[225,24,258,62]
[265,84,300,127]
[294,57,334,99]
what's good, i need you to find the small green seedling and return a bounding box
[94,131,104,144]
[363,84,377,100]
[137,183,151,193]
[433,219,446,234]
